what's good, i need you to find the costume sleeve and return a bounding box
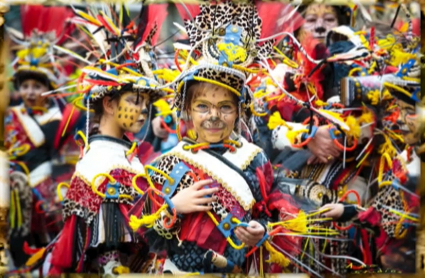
[245,151,274,230]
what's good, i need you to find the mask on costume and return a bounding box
[188,83,238,144]
[114,92,149,134]
[396,99,419,146]
[301,4,338,41]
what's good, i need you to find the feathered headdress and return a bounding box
[63,4,169,105]
[173,1,274,112]
[9,5,74,90]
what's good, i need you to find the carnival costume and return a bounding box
[5,5,81,269]
[128,2,278,274]
[25,5,169,275]
[248,3,420,275]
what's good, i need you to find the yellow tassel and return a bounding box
[267,112,291,130]
[25,248,46,266]
[367,90,380,105]
[113,265,130,274]
[281,210,308,233]
[128,205,167,231]
[344,116,361,139]
[357,108,373,125]
[264,240,291,268]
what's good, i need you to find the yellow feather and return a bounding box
[344,116,361,139]
[75,10,102,26]
[25,248,46,267]
[154,99,172,114]
[267,112,290,130]
[113,266,130,274]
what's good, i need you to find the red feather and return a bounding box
[23,241,42,255]
[20,5,74,44]
[135,4,168,51]
[296,34,327,100]
[256,2,304,44]
[54,104,81,150]
[175,3,200,21]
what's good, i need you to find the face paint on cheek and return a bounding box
[115,99,143,131]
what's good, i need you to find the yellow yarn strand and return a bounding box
[389,209,418,222]
[383,82,413,98]
[91,172,117,198]
[193,76,241,97]
[15,189,22,228]
[129,204,168,231]
[273,46,299,69]
[57,182,70,202]
[145,165,174,186]
[260,246,264,277]
[132,173,147,195]
[250,102,268,117]
[61,105,75,137]
[10,190,15,229]
[126,142,137,156]
[15,161,30,185]
[205,211,245,250]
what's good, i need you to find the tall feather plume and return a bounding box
[20,5,74,44]
[256,2,304,44]
[134,3,168,51]
[174,2,200,21]
[71,5,107,58]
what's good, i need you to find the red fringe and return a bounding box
[50,215,78,271]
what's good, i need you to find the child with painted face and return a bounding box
[128,2,276,274]
[48,67,164,276]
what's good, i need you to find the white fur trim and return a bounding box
[12,105,45,147]
[76,139,145,188]
[29,161,52,187]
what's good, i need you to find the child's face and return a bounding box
[19,79,48,108]
[113,92,149,134]
[396,99,419,146]
[188,84,238,143]
[302,4,338,41]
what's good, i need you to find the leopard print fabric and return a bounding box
[372,185,405,237]
[153,155,231,220]
[173,2,273,111]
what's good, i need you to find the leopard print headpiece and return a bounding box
[174,1,273,111]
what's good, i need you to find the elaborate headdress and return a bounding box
[173,1,274,113]
[8,5,74,90]
[57,4,170,105]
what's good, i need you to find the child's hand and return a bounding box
[320,203,344,220]
[234,221,265,247]
[171,179,218,214]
